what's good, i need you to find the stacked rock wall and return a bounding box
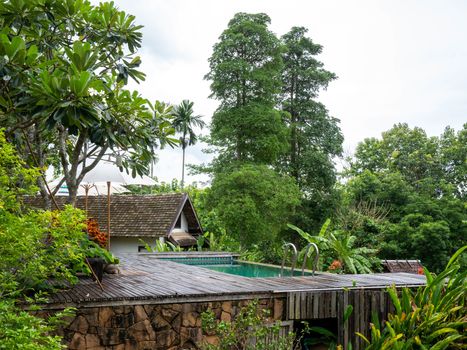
[49,298,285,350]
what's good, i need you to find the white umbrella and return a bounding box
[49,181,127,196]
[49,161,157,194]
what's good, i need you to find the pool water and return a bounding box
[198,262,312,278]
[157,257,312,278]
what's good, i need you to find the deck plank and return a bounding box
[46,254,426,306]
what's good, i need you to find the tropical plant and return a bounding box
[0,298,74,350]
[200,300,296,350]
[0,130,107,348]
[141,239,182,252]
[172,100,205,188]
[358,245,467,349]
[288,220,380,274]
[0,0,176,205]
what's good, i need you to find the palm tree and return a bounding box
[172,100,205,188]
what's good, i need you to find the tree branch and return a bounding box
[77,145,108,184]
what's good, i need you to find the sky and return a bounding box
[108,0,467,185]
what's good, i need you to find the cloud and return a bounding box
[107,0,467,182]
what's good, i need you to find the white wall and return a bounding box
[110,237,159,255]
[180,212,188,231]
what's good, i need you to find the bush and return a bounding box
[359,246,467,349]
[200,300,295,350]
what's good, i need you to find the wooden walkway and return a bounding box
[46,254,426,308]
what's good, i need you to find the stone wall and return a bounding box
[48,298,285,350]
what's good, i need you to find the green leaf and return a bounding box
[429,334,462,350]
[446,245,467,268]
[343,304,353,323]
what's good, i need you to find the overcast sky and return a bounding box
[109,0,467,185]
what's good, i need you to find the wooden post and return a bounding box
[84,186,89,215]
[107,181,111,251]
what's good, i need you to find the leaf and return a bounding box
[319,218,331,237]
[343,304,353,323]
[429,334,462,350]
[309,326,336,339]
[446,245,467,268]
[356,332,370,344]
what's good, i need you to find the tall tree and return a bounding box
[205,12,287,168]
[280,27,343,192]
[0,0,174,205]
[172,100,205,188]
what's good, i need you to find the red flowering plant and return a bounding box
[86,218,108,248]
[327,259,344,273]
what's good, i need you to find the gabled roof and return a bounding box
[23,193,203,238]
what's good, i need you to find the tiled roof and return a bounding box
[382,260,423,274]
[23,194,202,238]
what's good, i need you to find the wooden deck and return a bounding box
[46,254,426,308]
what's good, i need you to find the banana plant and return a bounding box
[358,245,466,350]
[288,220,378,274]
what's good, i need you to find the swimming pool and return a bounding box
[156,256,313,278]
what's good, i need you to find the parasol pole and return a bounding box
[107,181,111,251]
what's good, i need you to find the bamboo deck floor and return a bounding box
[46,254,426,308]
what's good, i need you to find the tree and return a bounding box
[207,164,301,248]
[342,124,467,271]
[205,12,288,167]
[279,27,343,235]
[279,27,342,192]
[172,100,205,188]
[0,0,175,205]
[350,123,442,187]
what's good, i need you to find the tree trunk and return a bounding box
[181,146,186,189]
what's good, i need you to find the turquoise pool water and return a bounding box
[157,257,312,278]
[198,262,312,278]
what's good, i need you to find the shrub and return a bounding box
[200,300,295,350]
[359,246,467,349]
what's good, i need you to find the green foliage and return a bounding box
[0,130,39,212]
[208,164,301,248]
[0,0,175,202]
[140,239,181,253]
[288,220,380,274]
[359,246,467,349]
[0,206,90,294]
[0,131,112,348]
[200,300,295,350]
[342,124,467,272]
[206,12,288,167]
[172,100,205,187]
[0,299,70,350]
[173,100,205,149]
[279,26,342,196]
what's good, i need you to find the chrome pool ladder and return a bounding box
[280,243,298,277]
[302,243,319,276]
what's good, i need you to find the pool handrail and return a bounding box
[280,243,298,277]
[302,243,319,276]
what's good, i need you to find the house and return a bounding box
[24,193,203,255]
